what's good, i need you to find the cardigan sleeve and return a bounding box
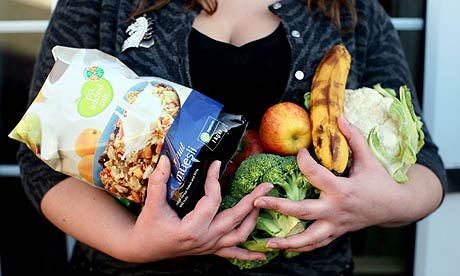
[360,0,448,199]
[17,0,104,214]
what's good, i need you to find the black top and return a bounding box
[188,23,291,129]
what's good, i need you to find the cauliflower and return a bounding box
[305,83,424,182]
[344,86,400,157]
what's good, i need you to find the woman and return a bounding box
[18,0,446,275]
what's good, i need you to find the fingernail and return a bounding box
[339,114,350,126]
[265,183,274,192]
[159,154,169,165]
[254,199,266,208]
[267,241,278,249]
[298,148,311,159]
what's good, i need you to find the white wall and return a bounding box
[422,0,460,169]
[414,193,460,276]
[414,0,460,275]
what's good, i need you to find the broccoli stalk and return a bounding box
[240,236,275,252]
[256,209,306,238]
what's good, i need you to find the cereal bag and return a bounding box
[9,46,247,217]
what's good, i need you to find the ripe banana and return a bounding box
[310,44,351,174]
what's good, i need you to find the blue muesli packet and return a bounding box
[161,91,247,217]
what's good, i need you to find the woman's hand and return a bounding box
[126,155,273,262]
[253,115,434,252]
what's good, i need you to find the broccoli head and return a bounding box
[220,153,320,269]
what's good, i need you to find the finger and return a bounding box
[254,197,329,221]
[297,148,338,192]
[216,208,259,248]
[286,237,335,252]
[337,115,376,167]
[145,155,172,209]
[142,155,179,220]
[266,220,333,250]
[215,247,266,261]
[184,160,223,227]
[213,183,274,234]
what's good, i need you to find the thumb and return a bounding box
[145,155,172,209]
[337,115,375,166]
[297,148,337,192]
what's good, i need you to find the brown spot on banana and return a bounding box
[310,44,351,174]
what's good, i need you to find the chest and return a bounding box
[192,0,281,47]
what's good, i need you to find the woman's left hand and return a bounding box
[254,115,412,252]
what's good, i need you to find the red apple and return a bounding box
[259,102,312,156]
[232,129,264,165]
[222,129,264,180]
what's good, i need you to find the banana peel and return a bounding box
[310,44,351,174]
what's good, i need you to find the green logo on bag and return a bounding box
[85,66,104,81]
[77,79,113,117]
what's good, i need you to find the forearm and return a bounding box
[379,164,443,227]
[40,177,138,261]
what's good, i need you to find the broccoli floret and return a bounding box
[283,251,301,259]
[220,194,238,210]
[228,153,284,200]
[263,155,319,201]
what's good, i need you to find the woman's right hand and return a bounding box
[125,155,273,263]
